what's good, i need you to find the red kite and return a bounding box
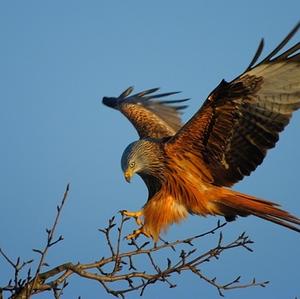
[103,23,300,241]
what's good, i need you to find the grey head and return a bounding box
[121,139,165,183]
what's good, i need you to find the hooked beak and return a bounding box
[124,169,133,183]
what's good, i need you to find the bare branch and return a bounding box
[1,189,270,299]
[15,184,70,299]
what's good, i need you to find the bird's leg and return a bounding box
[125,226,150,240]
[121,210,151,240]
[121,210,143,226]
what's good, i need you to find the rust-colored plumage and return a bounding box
[103,23,300,241]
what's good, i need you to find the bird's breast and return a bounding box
[165,152,213,191]
[164,147,214,184]
[162,153,218,216]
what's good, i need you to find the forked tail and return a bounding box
[213,190,300,233]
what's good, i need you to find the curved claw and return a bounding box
[125,226,150,240]
[121,210,143,226]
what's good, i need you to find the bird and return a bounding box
[103,23,300,241]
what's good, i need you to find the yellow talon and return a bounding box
[126,226,150,240]
[122,210,143,226]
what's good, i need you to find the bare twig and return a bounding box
[4,215,268,298]
[1,190,270,299]
[13,184,70,299]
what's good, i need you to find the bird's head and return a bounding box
[121,140,164,183]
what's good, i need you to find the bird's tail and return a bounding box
[212,189,300,233]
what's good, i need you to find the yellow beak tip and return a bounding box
[124,171,132,183]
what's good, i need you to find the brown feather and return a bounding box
[106,24,300,241]
[167,25,300,186]
[141,23,300,238]
[211,189,300,233]
[102,87,189,139]
[141,150,300,240]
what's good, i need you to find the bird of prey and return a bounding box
[103,23,300,241]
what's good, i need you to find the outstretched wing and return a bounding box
[102,87,188,139]
[167,23,300,187]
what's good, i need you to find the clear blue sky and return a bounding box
[0,1,300,298]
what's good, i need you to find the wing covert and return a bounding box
[167,23,300,187]
[103,87,189,139]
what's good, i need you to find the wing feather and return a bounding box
[167,23,300,186]
[103,87,189,139]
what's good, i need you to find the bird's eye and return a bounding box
[129,161,135,168]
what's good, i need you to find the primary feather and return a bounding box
[168,22,300,187]
[103,87,189,139]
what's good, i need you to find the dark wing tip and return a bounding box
[245,21,300,71]
[159,98,190,104]
[120,86,134,98]
[246,38,265,71]
[102,96,118,109]
[103,86,189,115]
[175,104,189,111]
[102,86,135,109]
[149,91,181,99]
[132,87,160,98]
